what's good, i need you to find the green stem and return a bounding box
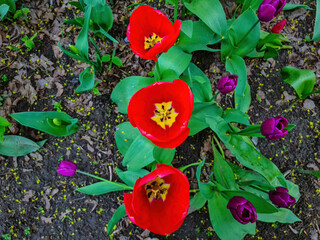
[212,135,225,159]
[108,49,116,71]
[155,57,161,81]
[174,0,179,21]
[179,162,202,172]
[76,170,111,182]
[76,170,133,190]
[109,0,114,5]
[233,3,242,20]
[182,5,186,19]
[189,189,199,193]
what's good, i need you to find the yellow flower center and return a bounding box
[145,176,170,202]
[144,33,163,50]
[151,102,178,129]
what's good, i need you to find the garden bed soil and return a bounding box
[0,0,319,239]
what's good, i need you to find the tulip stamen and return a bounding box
[151,102,178,129]
[144,33,163,50]
[145,176,170,202]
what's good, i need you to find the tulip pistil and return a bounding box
[144,33,163,50]
[151,102,179,129]
[145,176,170,202]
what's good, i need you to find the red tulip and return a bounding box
[128,79,194,149]
[127,6,181,61]
[271,20,287,34]
[123,164,190,235]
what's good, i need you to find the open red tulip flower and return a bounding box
[127,6,181,61]
[128,79,194,149]
[123,164,190,235]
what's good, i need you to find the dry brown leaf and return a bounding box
[55,82,64,97]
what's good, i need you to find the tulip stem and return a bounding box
[76,170,112,182]
[179,162,202,172]
[76,170,133,190]
[189,189,199,193]
[174,0,179,21]
[212,135,225,159]
[155,58,161,81]
[233,4,242,20]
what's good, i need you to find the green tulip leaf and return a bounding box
[115,168,150,187]
[75,5,91,59]
[77,181,132,195]
[0,4,9,20]
[75,67,95,93]
[241,0,264,13]
[115,122,140,156]
[296,168,320,178]
[281,66,316,99]
[188,102,223,136]
[223,109,250,125]
[212,143,238,190]
[122,135,156,171]
[235,82,251,113]
[182,63,213,103]
[177,20,220,53]
[91,2,113,32]
[0,135,46,157]
[183,0,227,36]
[205,114,287,186]
[258,208,301,224]
[221,9,260,59]
[69,1,85,11]
[153,146,175,165]
[0,116,11,141]
[188,192,207,214]
[312,0,320,41]
[0,0,15,13]
[283,3,313,11]
[226,55,247,96]
[235,125,263,138]
[196,159,215,200]
[229,162,274,190]
[156,46,192,80]
[107,204,127,235]
[111,76,155,114]
[11,111,79,137]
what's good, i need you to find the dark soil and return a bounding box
[0,0,319,240]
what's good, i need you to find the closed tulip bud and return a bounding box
[227,196,257,224]
[257,0,287,22]
[261,116,288,140]
[271,20,287,34]
[217,75,238,94]
[57,161,77,177]
[269,187,296,207]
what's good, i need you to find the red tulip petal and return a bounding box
[128,79,193,148]
[126,6,181,60]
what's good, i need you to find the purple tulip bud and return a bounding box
[269,187,296,207]
[257,0,287,22]
[260,116,288,140]
[217,75,238,94]
[57,161,77,177]
[227,196,257,224]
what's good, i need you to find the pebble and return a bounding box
[303,99,315,110]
